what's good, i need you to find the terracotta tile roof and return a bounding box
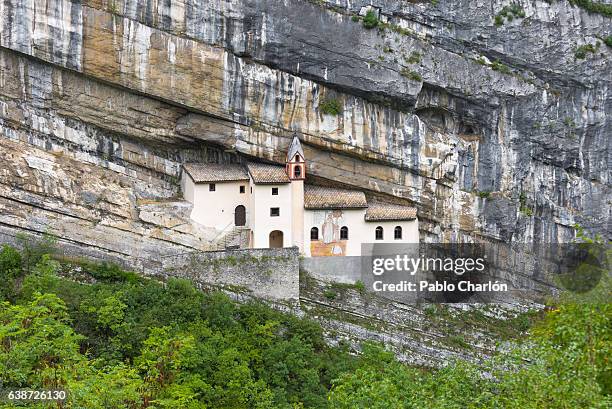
[183,163,248,183]
[365,202,417,221]
[247,162,290,184]
[304,185,368,209]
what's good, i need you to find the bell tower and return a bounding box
[286,134,305,252]
[286,134,305,180]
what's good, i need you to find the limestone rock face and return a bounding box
[0,0,610,255]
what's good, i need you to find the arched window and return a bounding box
[340,226,349,240]
[375,226,383,240]
[294,166,302,178]
[394,226,402,240]
[310,227,319,240]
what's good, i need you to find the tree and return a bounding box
[0,293,84,389]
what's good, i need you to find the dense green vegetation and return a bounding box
[362,10,379,29]
[569,0,612,17]
[0,238,610,408]
[318,98,342,116]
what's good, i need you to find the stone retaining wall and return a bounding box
[158,247,300,301]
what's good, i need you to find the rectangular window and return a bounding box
[240,185,245,194]
[270,207,280,217]
[272,187,278,195]
[209,183,216,192]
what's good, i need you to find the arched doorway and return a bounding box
[234,205,246,226]
[269,230,283,248]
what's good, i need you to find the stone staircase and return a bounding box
[212,225,250,250]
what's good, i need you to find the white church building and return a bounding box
[181,136,418,256]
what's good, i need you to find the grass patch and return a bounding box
[443,334,472,350]
[329,280,366,295]
[490,60,512,74]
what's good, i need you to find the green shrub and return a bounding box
[351,15,360,22]
[0,245,22,278]
[563,117,576,127]
[0,245,22,301]
[477,191,491,198]
[575,43,598,59]
[605,36,612,47]
[362,10,379,29]
[400,68,422,82]
[324,289,337,300]
[495,4,525,25]
[354,280,366,294]
[16,233,57,272]
[85,261,139,283]
[319,98,343,116]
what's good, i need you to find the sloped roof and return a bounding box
[365,202,417,221]
[304,185,368,209]
[287,134,304,161]
[247,162,290,184]
[183,163,248,183]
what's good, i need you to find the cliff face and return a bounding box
[0,0,610,257]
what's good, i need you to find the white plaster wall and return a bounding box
[304,209,419,256]
[250,182,292,248]
[181,172,195,203]
[364,219,419,244]
[303,209,364,256]
[190,180,250,231]
[290,180,304,251]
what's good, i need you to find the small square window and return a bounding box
[270,207,280,217]
[272,187,278,195]
[209,183,216,192]
[240,185,245,194]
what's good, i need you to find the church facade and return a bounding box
[181,136,418,256]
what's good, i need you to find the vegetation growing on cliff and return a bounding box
[569,0,612,16]
[575,42,601,59]
[319,98,343,116]
[362,10,379,29]
[400,68,422,82]
[494,4,526,26]
[0,240,610,408]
